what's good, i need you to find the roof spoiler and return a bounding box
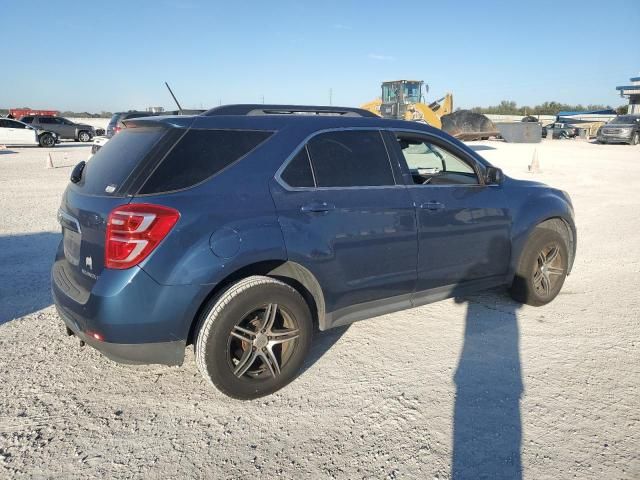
[203,104,379,118]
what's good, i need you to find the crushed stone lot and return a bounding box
[0,139,638,479]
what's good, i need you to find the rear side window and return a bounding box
[281,148,314,188]
[139,129,272,194]
[78,128,166,195]
[306,130,394,187]
[39,117,56,124]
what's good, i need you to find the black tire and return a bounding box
[38,133,55,148]
[78,131,92,142]
[195,276,313,400]
[509,227,569,306]
[631,132,639,146]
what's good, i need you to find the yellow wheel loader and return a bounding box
[361,80,498,140]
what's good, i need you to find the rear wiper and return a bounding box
[70,161,86,184]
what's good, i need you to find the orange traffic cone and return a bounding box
[528,148,541,173]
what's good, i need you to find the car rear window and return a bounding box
[139,129,272,194]
[76,127,166,196]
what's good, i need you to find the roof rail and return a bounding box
[203,104,379,118]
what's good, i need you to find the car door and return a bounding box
[37,117,63,137]
[1,119,36,145]
[387,130,512,297]
[0,119,9,143]
[270,129,417,326]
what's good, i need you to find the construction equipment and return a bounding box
[361,80,452,127]
[361,80,498,140]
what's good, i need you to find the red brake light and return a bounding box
[114,126,122,134]
[105,204,180,269]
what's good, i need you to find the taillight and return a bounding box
[114,126,122,134]
[105,204,180,270]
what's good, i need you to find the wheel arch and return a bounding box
[511,214,576,280]
[186,260,326,345]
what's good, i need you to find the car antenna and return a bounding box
[165,81,183,114]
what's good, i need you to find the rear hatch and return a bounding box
[54,124,185,297]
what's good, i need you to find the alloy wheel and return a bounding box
[227,303,300,379]
[532,243,564,297]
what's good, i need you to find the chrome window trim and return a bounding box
[57,209,82,234]
[274,127,401,192]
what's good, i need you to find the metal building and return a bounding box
[616,76,640,114]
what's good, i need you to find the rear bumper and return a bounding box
[51,252,207,366]
[57,305,185,366]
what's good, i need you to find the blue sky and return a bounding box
[1,0,638,112]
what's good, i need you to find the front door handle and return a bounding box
[300,202,335,213]
[420,201,445,211]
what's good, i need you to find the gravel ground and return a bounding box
[0,139,638,479]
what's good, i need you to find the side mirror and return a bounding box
[485,166,504,185]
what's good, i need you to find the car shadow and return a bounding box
[0,232,60,325]
[452,290,523,480]
[299,324,350,375]
[0,149,18,155]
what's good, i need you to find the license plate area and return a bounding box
[63,228,81,266]
[58,210,82,266]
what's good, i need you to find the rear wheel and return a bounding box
[78,131,91,142]
[510,228,568,306]
[195,276,313,400]
[38,133,55,147]
[631,132,639,146]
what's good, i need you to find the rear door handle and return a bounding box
[420,201,445,211]
[300,202,335,213]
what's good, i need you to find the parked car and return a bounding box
[542,122,578,139]
[106,111,157,138]
[52,104,576,399]
[20,116,95,142]
[596,115,640,145]
[0,118,57,147]
[89,136,109,158]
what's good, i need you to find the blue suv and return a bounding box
[52,105,576,399]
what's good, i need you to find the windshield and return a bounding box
[610,115,639,124]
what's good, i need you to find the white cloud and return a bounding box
[368,53,395,61]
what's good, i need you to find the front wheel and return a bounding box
[38,133,55,147]
[510,228,569,306]
[78,131,92,142]
[195,276,313,400]
[631,133,639,146]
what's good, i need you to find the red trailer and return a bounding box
[9,108,59,119]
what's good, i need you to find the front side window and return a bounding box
[397,136,478,185]
[21,116,34,124]
[306,130,394,188]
